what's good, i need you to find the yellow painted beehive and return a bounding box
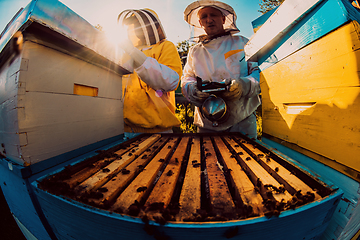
[260,20,360,180]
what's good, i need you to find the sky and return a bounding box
[0,0,262,44]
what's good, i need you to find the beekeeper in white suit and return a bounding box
[181,0,261,138]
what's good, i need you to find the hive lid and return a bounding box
[0,0,126,69]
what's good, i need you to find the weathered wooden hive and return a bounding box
[0,0,128,167]
[245,0,360,181]
[35,133,341,239]
[245,0,360,239]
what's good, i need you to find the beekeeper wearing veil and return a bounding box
[118,9,182,135]
[181,0,261,138]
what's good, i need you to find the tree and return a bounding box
[176,40,191,56]
[176,40,195,67]
[173,40,197,133]
[259,0,285,14]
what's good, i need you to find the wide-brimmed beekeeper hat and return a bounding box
[184,0,239,38]
[118,9,166,46]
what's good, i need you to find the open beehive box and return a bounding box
[34,133,342,240]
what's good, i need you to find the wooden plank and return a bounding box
[110,137,179,214]
[178,137,201,221]
[12,41,124,165]
[213,137,264,217]
[75,134,161,193]
[93,137,168,205]
[254,0,354,70]
[0,94,21,164]
[21,37,122,99]
[65,158,114,188]
[145,137,190,211]
[203,137,235,217]
[64,138,144,188]
[236,137,321,200]
[224,136,293,203]
[251,8,277,33]
[17,92,124,164]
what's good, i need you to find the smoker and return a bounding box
[197,77,230,127]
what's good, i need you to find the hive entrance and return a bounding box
[39,133,331,224]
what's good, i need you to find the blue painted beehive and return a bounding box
[34,133,342,240]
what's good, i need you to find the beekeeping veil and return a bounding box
[184,0,239,40]
[118,9,166,47]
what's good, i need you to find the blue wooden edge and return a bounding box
[251,7,278,33]
[0,133,126,181]
[256,0,360,70]
[31,181,343,230]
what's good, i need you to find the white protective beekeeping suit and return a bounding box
[181,0,261,138]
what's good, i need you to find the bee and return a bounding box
[121,168,130,174]
[137,186,147,192]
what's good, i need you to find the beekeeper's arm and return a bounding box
[181,47,210,107]
[121,39,181,92]
[221,61,260,100]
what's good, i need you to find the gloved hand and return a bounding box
[119,38,147,68]
[220,78,243,100]
[186,82,210,107]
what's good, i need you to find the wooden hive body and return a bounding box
[0,42,124,166]
[260,20,360,176]
[0,2,128,238]
[35,133,342,240]
[245,0,360,239]
[0,0,128,167]
[246,0,360,182]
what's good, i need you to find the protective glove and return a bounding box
[220,78,243,100]
[119,38,147,68]
[186,82,210,107]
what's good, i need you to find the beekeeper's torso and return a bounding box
[181,34,261,131]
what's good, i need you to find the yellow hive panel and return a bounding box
[261,20,360,174]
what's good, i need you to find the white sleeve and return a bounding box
[135,57,180,92]
[180,47,197,101]
[239,36,260,98]
[239,61,260,98]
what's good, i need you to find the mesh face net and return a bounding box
[118,9,166,46]
[184,0,239,40]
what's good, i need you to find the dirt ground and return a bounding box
[0,187,26,240]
